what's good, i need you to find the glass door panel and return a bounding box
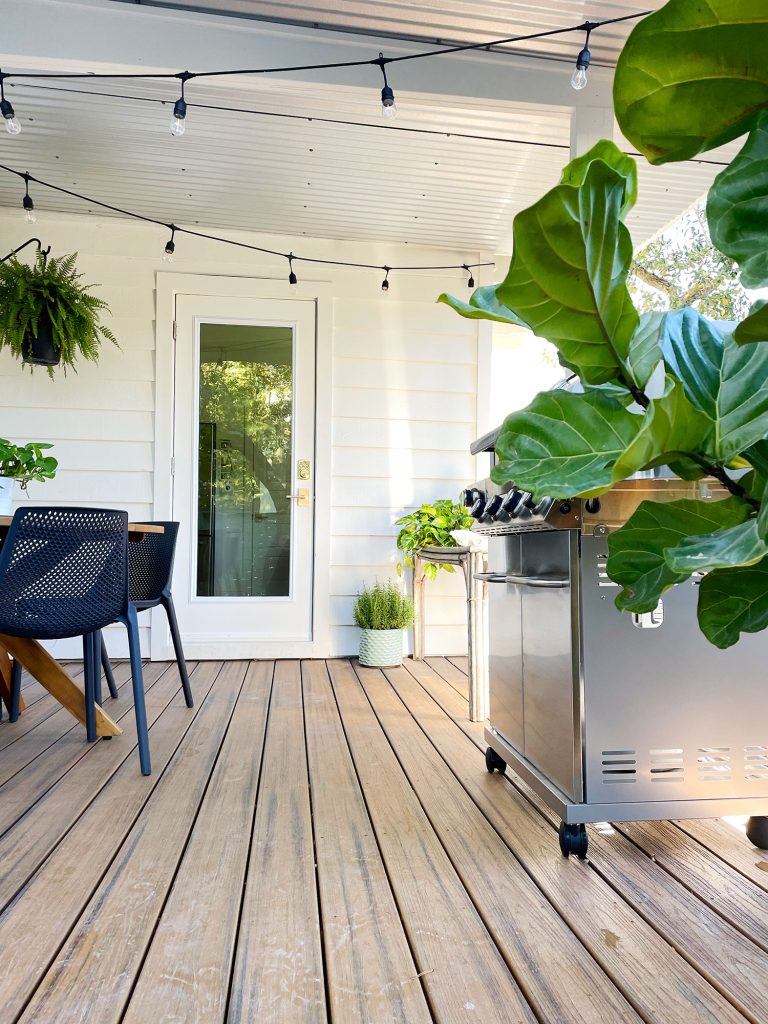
[196,323,294,598]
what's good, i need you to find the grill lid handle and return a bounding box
[474,572,568,588]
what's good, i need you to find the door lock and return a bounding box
[297,459,311,480]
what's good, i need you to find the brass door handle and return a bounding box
[286,489,311,507]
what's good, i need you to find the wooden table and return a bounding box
[0,519,163,736]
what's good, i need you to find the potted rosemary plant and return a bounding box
[354,581,414,668]
[0,438,58,515]
[0,250,116,372]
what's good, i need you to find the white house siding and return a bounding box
[0,209,480,658]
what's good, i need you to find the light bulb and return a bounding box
[571,65,588,90]
[289,269,298,294]
[163,234,176,262]
[5,116,21,135]
[381,85,396,119]
[22,193,35,223]
[162,249,174,263]
[25,207,36,224]
[170,116,186,136]
[170,96,187,136]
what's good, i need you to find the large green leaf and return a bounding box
[614,0,768,165]
[625,311,664,390]
[612,378,712,479]
[733,300,768,345]
[707,112,768,289]
[491,389,640,498]
[658,309,768,461]
[665,517,767,572]
[494,142,639,386]
[606,497,752,613]
[437,285,529,327]
[697,559,768,648]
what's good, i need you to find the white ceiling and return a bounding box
[107,0,665,64]
[0,0,732,258]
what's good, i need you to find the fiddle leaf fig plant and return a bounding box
[440,0,768,649]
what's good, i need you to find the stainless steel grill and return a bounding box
[467,426,768,858]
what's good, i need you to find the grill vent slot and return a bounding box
[744,745,768,781]
[596,557,619,588]
[602,749,636,784]
[650,748,684,781]
[697,747,731,782]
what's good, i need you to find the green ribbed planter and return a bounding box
[359,628,404,668]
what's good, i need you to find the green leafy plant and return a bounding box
[395,499,475,580]
[353,581,414,630]
[439,1,768,649]
[0,438,57,488]
[0,250,116,374]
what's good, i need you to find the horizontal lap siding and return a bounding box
[330,296,477,656]
[0,209,479,657]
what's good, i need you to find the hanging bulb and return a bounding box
[0,98,20,135]
[22,195,36,224]
[570,26,593,92]
[463,265,475,289]
[170,96,187,136]
[288,255,298,293]
[163,227,176,263]
[381,85,396,119]
[381,268,390,293]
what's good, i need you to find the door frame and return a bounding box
[152,272,333,659]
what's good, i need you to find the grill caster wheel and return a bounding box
[559,822,588,859]
[485,746,506,774]
[746,816,768,850]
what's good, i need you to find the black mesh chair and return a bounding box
[0,507,152,775]
[102,521,192,708]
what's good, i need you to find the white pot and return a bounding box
[359,628,404,668]
[0,477,14,516]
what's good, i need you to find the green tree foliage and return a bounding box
[629,203,751,321]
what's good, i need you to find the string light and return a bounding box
[0,73,20,135]
[570,23,594,91]
[288,253,298,292]
[170,72,191,136]
[463,264,475,288]
[163,225,176,261]
[22,173,36,224]
[0,162,493,283]
[381,267,391,292]
[376,54,396,120]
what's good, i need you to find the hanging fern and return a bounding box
[0,249,117,373]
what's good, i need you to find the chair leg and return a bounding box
[9,658,22,723]
[162,593,193,707]
[123,605,151,776]
[83,632,97,742]
[100,633,118,700]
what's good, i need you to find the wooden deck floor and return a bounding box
[1,656,768,1023]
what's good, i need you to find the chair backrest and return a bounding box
[128,521,179,605]
[0,507,129,639]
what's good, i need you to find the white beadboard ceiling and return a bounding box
[109,0,665,64]
[0,0,732,257]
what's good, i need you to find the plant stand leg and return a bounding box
[465,550,489,723]
[412,555,425,661]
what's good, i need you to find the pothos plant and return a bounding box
[396,499,475,580]
[441,0,768,650]
[0,438,57,488]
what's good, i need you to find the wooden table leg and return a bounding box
[0,644,26,716]
[0,634,121,737]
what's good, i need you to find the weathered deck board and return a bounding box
[302,659,432,1024]
[1,656,767,1024]
[227,660,326,1024]
[328,658,538,1024]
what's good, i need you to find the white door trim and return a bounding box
[152,271,333,659]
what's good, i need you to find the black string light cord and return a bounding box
[0,11,650,87]
[0,163,494,278]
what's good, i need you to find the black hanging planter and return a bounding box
[22,309,59,367]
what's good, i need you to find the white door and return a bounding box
[170,294,316,657]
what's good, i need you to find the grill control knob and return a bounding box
[469,497,486,520]
[482,495,503,522]
[496,489,520,522]
[461,487,483,507]
[532,496,554,516]
[510,492,532,517]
